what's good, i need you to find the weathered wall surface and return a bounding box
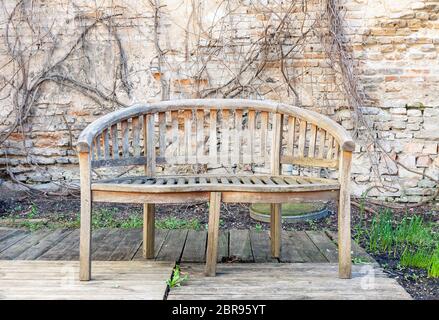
[0,0,438,202]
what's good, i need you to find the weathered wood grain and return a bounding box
[0,260,173,300]
[249,230,277,263]
[0,230,51,259]
[181,230,207,263]
[14,229,73,260]
[306,230,339,263]
[168,263,411,300]
[229,229,253,262]
[155,229,188,262]
[0,230,29,253]
[286,231,328,263]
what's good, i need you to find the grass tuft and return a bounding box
[359,210,438,278]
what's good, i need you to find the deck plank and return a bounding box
[229,229,253,262]
[38,229,80,260]
[306,230,339,263]
[15,229,73,260]
[249,230,277,263]
[279,231,307,262]
[181,230,207,263]
[0,230,51,260]
[0,230,30,254]
[217,230,228,262]
[156,229,188,262]
[0,229,20,242]
[92,229,125,261]
[286,231,328,262]
[108,229,142,261]
[132,229,169,260]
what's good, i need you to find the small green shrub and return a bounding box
[166,265,188,288]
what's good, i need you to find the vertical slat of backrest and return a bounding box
[220,109,230,165]
[234,109,243,165]
[121,119,129,158]
[95,134,102,159]
[132,116,141,157]
[91,137,97,161]
[209,109,218,164]
[111,124,119,159]
[318,128,326,159]
[158,112,166,158]
[271,113,283,175]
[297,119,307,158]
[326,135,335,160]
[196,110,205,163]
[308,124,317,158]
[184,110,193,164]
[260,111,268,166]
[103,129,110,159]
[170,111,179,164]
[248,110,256,163]
[145,114,156,176]
[286,116,296,157]
[333,142,340,160]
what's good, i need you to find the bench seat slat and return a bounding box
[91,175,339,194]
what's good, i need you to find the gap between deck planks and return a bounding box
[0,227,374,263]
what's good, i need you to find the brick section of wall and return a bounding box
[0,0,438,201]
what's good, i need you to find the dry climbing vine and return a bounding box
[0,0,436,205]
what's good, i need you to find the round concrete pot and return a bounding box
[249,202,331,223]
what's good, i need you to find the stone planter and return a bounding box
[249,202,331,223]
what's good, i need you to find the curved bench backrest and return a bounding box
[77,99,354,174]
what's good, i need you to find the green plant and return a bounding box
[367,210,394,254]
[120,215,143,228]
[166,265,188,288]
[27,203,38,219]
[352,256,369,264]
[354,193,367,244]
[17,220,47,231]
[91,208,119,228]
[156,217,201,230]
[428,248,439,278]
[365,210,438,278]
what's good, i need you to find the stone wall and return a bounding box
[0,0,438,202]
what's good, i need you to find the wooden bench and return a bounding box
[77,99,354,281]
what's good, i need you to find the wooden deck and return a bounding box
[168,263,411,300]
[0,227,411,300]
[0,260,173,300]
[0,227,374,263]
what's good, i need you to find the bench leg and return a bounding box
[143,203,155,259]
[270,203,282,258]
[205,192,221,276]
[79,190,92,281]
[338,151,352,279]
